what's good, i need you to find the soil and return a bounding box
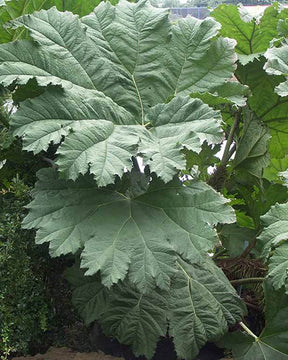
[12,347,124,360]
[12,347,233,360]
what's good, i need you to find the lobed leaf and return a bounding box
[0,2,238,185]
[23,168,235,292]
[12,87,222,185]
[68,258,245,360]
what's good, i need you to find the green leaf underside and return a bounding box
[0,3,237,111]
[23,168,235,292]
[12,88,222,186]
[68,258,245,360]
[258,202,288,259]
[221,281,288,360]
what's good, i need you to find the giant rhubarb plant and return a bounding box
[2,1,288,359]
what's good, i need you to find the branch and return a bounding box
[244,301,261,311]
[42,157,57,168]
[208,109,242,191]
[0,112,9,128]
[221,109,242,167]
[230,277,265,285]
[212,247,227,260]
[240,229,262,258]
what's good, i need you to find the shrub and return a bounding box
[0,179,49,359]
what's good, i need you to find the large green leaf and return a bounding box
[68,258,245,360]
[2,3,230,186]
[11,87,222,186]
[0,2,236,118]
[83,2,236,102]
[221,281,288,360]
[23,168,235,292]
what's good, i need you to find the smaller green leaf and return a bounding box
[268,243,288,293]
[235,211,255,230]
[169,258,246,360]
[140,96,223,182]
[258,202,288,259]
[190,81,248,107]
[212,3,288,56]
[233,110,270,178]
[221,331,288,360]
[220,281,288,360]
[237,57,288,159]
[219,223,257,258]
[263,156,288,183]
[237,53,262,66]
[278,18,288,37]
[185,142,220,181]
[265,43,288,97]
[280,169,288,187]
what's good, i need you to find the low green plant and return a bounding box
[0,179,49,360]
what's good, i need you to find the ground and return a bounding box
[12,347,124,360]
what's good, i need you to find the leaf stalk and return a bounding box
[239,321,258,340]
[221,109,242,167]
[230,277,265,285]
